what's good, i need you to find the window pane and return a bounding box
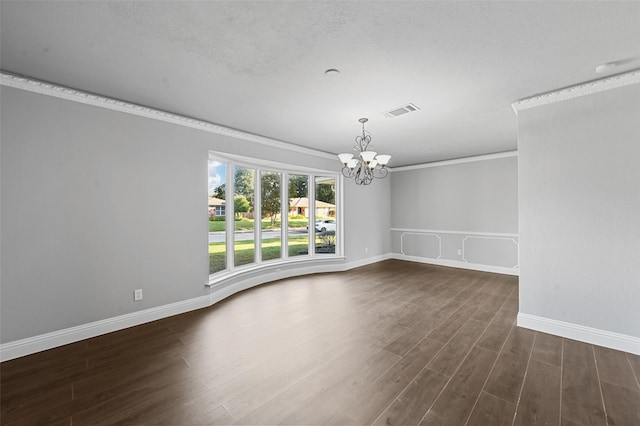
[288,175,309,257]
[234,166,255,267]
[208,160,227,274]
[315,176,336,255]
[261,171,282,261]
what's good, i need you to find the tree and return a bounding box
[316,180,336,205]
[261,172,281,226]
[212,183,225,200]
[288,175,308,199]
[234,195,250,218]
[234,167,255,207]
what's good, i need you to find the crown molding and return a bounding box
[391,150,517,172]
[512,69,640,114]
[0,71,337,161]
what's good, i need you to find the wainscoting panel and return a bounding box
[400,232,442,259]
[463,236,519,268]
[391,228,519,275]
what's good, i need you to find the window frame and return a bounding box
[208,152,343,287]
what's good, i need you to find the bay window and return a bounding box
[208,153,341,283]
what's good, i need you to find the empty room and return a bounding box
[1,1,639,425]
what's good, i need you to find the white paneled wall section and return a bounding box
[390,153,519,275]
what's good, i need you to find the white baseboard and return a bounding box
[344,253,393,270]
[517,313,640,355]
[1,254,391,362]
[392,253,519,276]
[0,295,212,362]
[208,254,392,304]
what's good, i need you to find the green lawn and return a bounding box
[209,218,309,232]
[209,236,324,274]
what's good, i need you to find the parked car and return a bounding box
[315,219,336,233]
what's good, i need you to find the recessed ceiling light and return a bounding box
[324,68,340,76]
[595,57,639,73]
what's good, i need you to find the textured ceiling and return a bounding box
[1,1,639,166]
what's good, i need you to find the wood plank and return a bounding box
[342,338,445,425]
[593,345,640,391]
[325,412,359,426]
[382,310,450,357]
[149,403,235,426]
[428,319,488,377]
[561,339,607,425]
[306,344,400,392]
[500,283,519,312]
[476,308,516,353]
[222,350,328,420]
[483,326,536,404]
[233,378,324,425]
[371,368,449,426]
[531,331,563,367]
[0,384,73,426]
[513,359,561,426]
[560,416,583,426]
[71,375,208,425]
[381,276,477,357]
[466,391,516,426]
[0,385,73,423]
[427,301,482,344]
[599,380,640,426]
[278,348,401,425]
[627,352,640,389]
[419,346,498,425]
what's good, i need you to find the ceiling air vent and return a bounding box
[383,103,421,118]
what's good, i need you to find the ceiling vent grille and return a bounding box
[383,103,421,118]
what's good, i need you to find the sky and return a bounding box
[208,160,225,196]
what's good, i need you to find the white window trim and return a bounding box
[207,152,342,287]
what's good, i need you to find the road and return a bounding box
[209,228,308,243]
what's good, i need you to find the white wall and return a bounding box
[389,154,519,274]
[343,175,391,261]
[517,81,640,353]
[0,84,390,350]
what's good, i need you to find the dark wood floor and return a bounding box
[2,260,639,425]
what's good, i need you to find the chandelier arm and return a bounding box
[354,167,364,185]
[341,166,356,179]
[372,167,389,179]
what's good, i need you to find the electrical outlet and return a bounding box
[365,247,368,254]
[457,249,462,256]
[134,289,143,301]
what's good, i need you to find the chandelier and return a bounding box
[338,118,391,185]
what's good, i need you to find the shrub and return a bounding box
[319,231,336,247]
